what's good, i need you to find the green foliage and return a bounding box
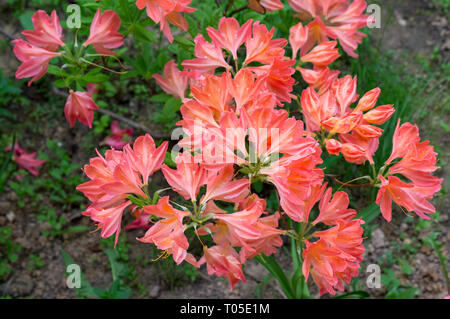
[153,248,199,290]
[356,203,381,229]
[61,247,133,299]
[0,134,15,192]
[5,139,89,237]
[253,274,273,298]
[152,95,182,131]
[0,70,22,107]
[28,253,46,270]
[0,227,22,280]
[381,269,420,299]
[9,139,84,208]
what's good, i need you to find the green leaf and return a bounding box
[333,291,370,299]
[399,259,413,275]
[63,225,90,235]
[164,151,177,168]
[356,203,381,225]
[60,249,99,298]
[163,97,181,114]
[385,287,420,299]
[81,70,109,83]
[53,79,68,89]
[81,3,101,8]
[439,120,450,132]
[19,11,34,29]
[104,249,124,282]
[132,24,157,43]
[252,181,263,193]
[173,36,194,47]
[150,93,171,103]
[255,254,295,299]
[47,65,61,76]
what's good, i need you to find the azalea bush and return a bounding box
[8,0,443,298]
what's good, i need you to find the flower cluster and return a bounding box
[76,134,168,246]
[74,12,443,295]
[8,1,439,297]
[288,0,371,58]
[300,76,395,165]
[376,120,442,222]
[12,9,124,129]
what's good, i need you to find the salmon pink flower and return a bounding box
[21,10,64,51]
[103,158,147,199]
[289,0,370,58]
[325,139,342,155]
[77,148,124,204]
[125,207,151,230]
[363,104,395,125]
[201,165,250,204]
[302,238,358,295]
[298,66,340,95]
[5,143,46,176]
[64,91,99,128]
[389,140,441,188]
[376,175,439,222]
[77,147,146,206]
[138,196,190,264]
[248,0,283,12]
[340,142,366,164]
[339,132,379,164]
[375,120,442,221]
[190,73,231,115]
[123,134,168,185]
[85,200,131,247]
[101,121,133,150]
[313,188,357,225]
[263,152,324,222]
[77,133,167,245]
[207,18,252,60]
[136,0,195,43]
[241,107,312,158]
[83,9,124,56]
[300,41,340,67]
[303,218,365,295]
[202,244,246,290]
[354,87,380,112]
[183,34,231,72]
[300,76,394,164]
[238,212,285,262]
[300,87,337,131]
[314,219,365,262]
[289,22,309,59]
[248,58,296,104]
[332,75,358,114]
[161,153,206,201]
[213,203,264,250]
[182,19,294,105]
[385,120,420,164]
[229,69,266,112]
[353,124,383,139]
[153,60,188,100]
[12,39,60,86]
[244,21,287,65]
